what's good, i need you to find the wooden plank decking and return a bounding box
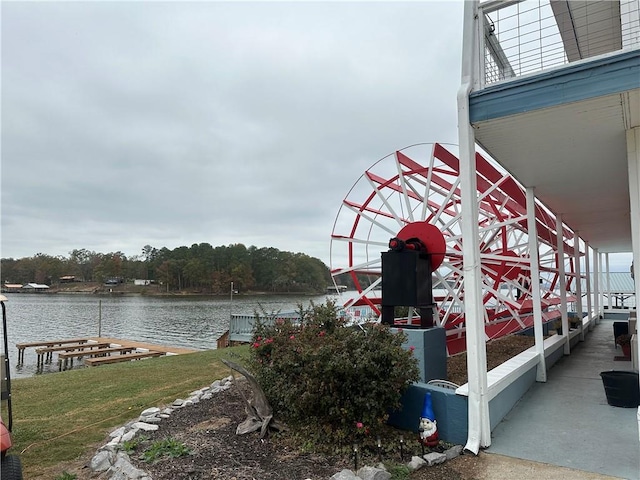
[34,342,111,354]
[17,337,92,348]
[34,342,112,366]
[57,346,136,371]
[17,337,93,363]
[92,338,198,355]
[83,351,165,366]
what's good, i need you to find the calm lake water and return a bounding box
[1,293,331,378]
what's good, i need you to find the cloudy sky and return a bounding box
[2,1,465,266]
[1,1,632,273]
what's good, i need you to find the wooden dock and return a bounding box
[17,337,198,370]
[17,337,92,364]
[83,350,165,366]
[35,342,112,367]
[57,346,136,371]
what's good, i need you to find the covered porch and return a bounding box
[457,0,640,463]
[489,313,638,479]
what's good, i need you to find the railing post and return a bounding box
[527,187,546,382]
[573,233,583,347]
[556,214,570,355]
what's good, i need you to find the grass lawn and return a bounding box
[3,345,250,479]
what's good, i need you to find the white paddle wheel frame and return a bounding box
[330,143,581,355]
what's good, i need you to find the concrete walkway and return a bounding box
[472,452,621,479]
[488,318,639,480]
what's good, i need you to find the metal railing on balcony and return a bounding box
[479,0,640,87]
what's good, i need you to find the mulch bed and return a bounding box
[126,379,487,480]
[447,334,535,385]
[127,381,350,479]
[122,335,536,480]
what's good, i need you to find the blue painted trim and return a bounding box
[396,328,447,383]
[470,50,640,122]
[488,365,537,430]
[387,382,469,445]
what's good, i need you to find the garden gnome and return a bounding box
[418,391,438,447]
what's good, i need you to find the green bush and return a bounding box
[249,301,420,446]
[54,473,77,480]
[141,438,191,464]
[119,434,148,454]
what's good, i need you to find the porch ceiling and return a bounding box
[473,87,640,253]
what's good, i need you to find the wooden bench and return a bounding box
[83,351,165,367]
[34,343,112,366]
[16,337,92,364]
[57,346,136,371]
[35,342,111,354]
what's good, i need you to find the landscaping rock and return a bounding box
[407,455,427,471]
[89,450,113,472]
[109,427,126,438]
[357,465,391,480]
[109,452,150,480]
[140,407,160,417]
[423,451,447,466]
[445,444,463,460]
[330,469,360,480]
[131,422,159,431]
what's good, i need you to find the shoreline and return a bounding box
[3,283,326,298]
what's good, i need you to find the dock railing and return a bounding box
[228,306,376,344]
[228,312,303,344]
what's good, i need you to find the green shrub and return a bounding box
[54,473,77,480]
[385,462,411,480]
[249,300,420,446]
[119,434,148,455]
[141,438,191,463]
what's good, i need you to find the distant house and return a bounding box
[134,279,152,286]
[59,275,76,283]
[1,283,23,293]
[22,283,50,292]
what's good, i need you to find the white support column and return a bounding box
[458,0,490,454]
[584,242,592,341]
[626,126,640,455]
[593,251,603,329]
[594,248,600,326]
[598,252,605,323]
[606,253,612,312]
[597,252,604,326]
[527,188,547,381]
[574,232,584,343]
[627,124,640,460]
[557,215,570,355]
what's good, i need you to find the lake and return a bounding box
[1,293,331,378]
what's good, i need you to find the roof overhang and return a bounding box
[469,49,640,253]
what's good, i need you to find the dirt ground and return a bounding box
[123,377,485,480]
[446,334,535,385]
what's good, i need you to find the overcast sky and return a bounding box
[0,1,633,272]
[2,1,466,266]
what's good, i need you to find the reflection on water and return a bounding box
[1,293,330,378]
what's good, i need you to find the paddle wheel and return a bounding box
[330,143,578,355]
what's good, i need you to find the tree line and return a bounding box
[0,243,333,294]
